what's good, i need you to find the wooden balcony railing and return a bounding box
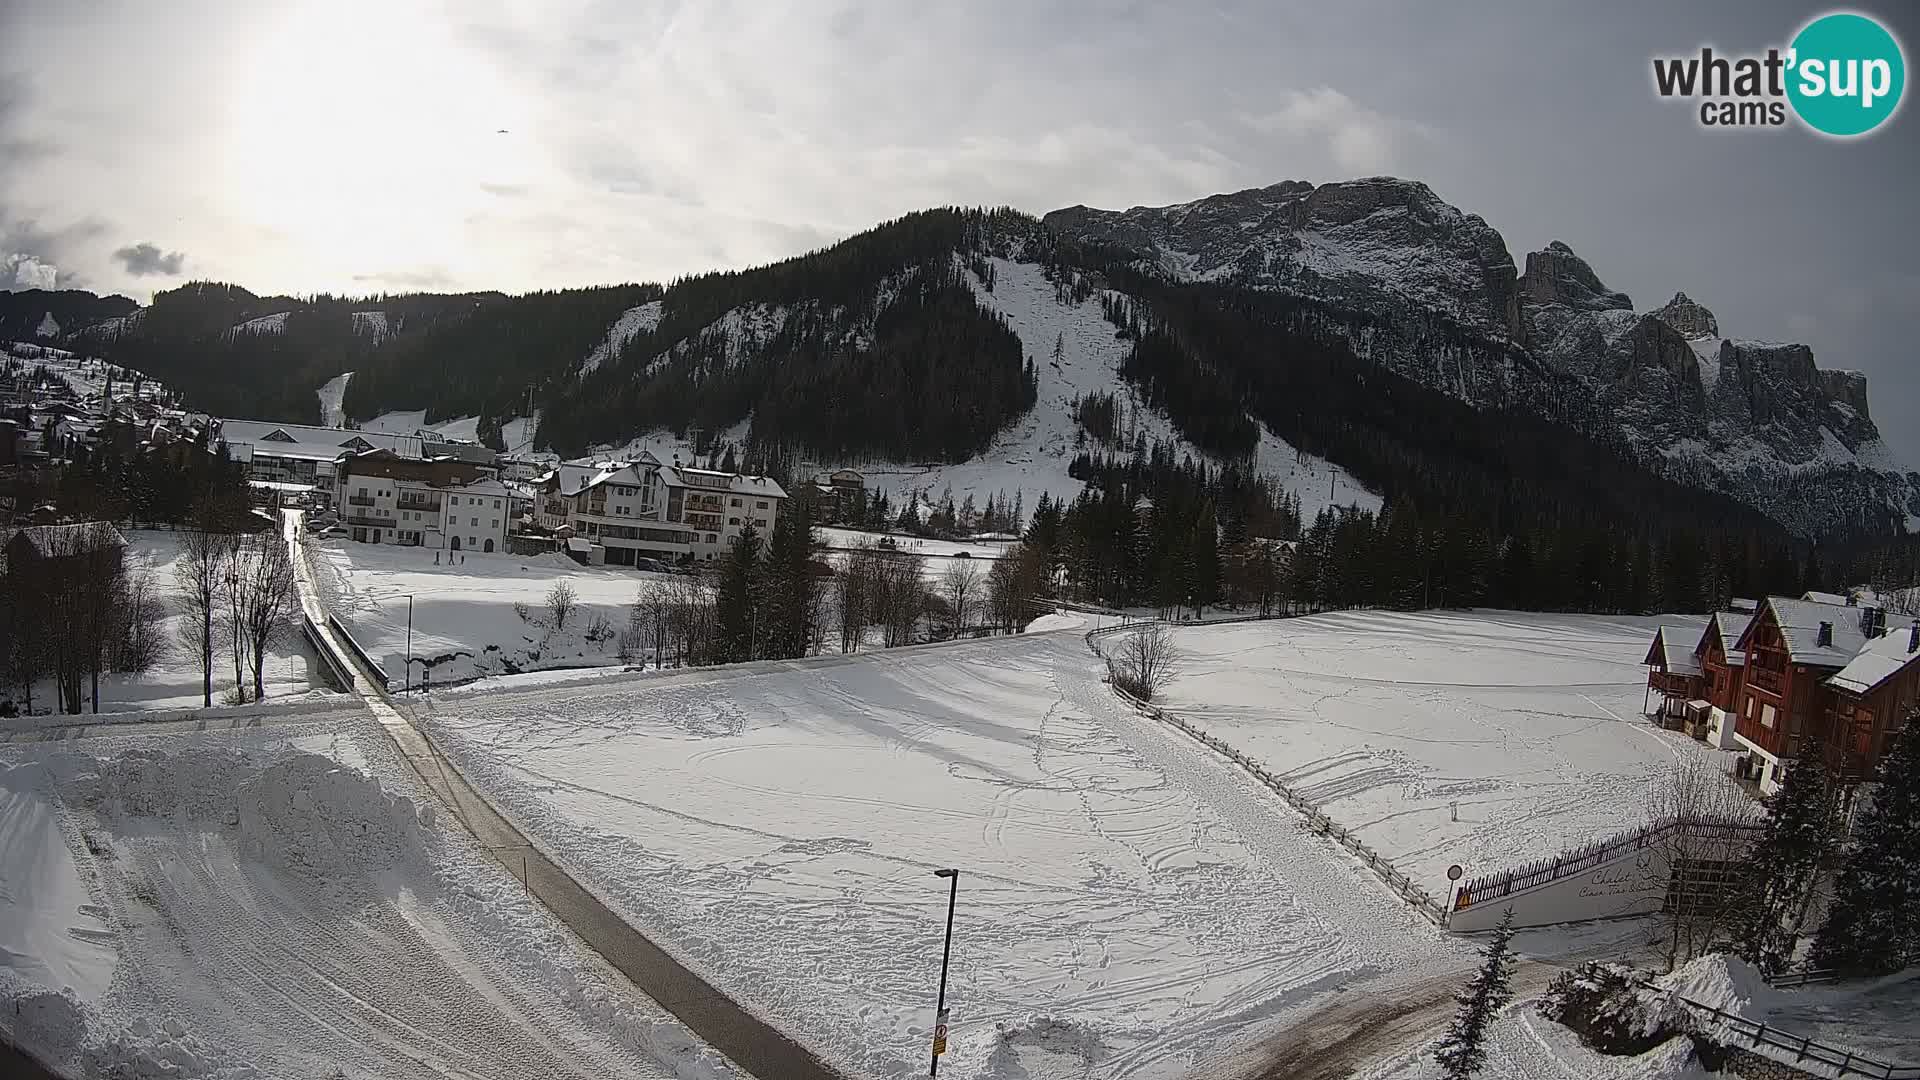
[1749,667,1785,694]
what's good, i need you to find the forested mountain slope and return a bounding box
[6,180,1912,541]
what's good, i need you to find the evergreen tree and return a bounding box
[1434,908,1517,1078]
[715,523,761,663]
[759,491,820,660]
[1809,711,1920,974]
[1733,740,1841,975]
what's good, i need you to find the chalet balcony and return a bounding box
[343,513,388,528]
[347,494,377,507]
[396,496,442,512]
[1747,666,1785,694]
[1648,671,1700,696]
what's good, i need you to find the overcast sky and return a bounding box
[2,0,1916,464]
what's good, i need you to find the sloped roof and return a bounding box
[1649,626,1703,676]
[1702,610,1751,667]
[216,418,423,463]
[1744,596,1878,668]
[13,521,127,557]
[660,465,788,500]
[1826,622,1920,696]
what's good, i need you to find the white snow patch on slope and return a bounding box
[315,371,352,428]
[350,310,390,344]
[1685,336,1723,393]
[833,256,1377,521]
[361,409,528,448]
[581,301,663,375]
[34,312,58,338]
[228,312,290,337]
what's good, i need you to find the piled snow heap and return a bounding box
[1655,953,1780,1019]
[54,748,432,874]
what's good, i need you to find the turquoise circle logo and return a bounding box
[1787,12,1906,136]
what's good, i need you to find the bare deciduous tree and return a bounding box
[942,558,982,634]
[1649,756,1758,972]
[1108,623,1180,701]
[547,581,579,630]
[877,554,926,647]
[175,504,234,708]
[234,531,300,702]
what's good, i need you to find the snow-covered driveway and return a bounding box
[426,631,1465,1079]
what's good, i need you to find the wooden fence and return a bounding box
[1084,618,1448,924]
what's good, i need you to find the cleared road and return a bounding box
[287,518,849,1080]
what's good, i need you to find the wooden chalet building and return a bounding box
[1729,595,1898,793]
[1644,625,1705,722]
[1644,593,1916,795]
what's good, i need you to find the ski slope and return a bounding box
[1155,611,1728,887]
[0,718,734,1079]
[315,371,351,428]
[834,256,1378,521]
[425,630,1464,1079]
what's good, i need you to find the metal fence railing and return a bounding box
[1641,982,1919,1080]
[1453,816,1762,911]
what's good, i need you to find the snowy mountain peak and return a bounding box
[1651,291,1720,339]
[1043,176,1523,339]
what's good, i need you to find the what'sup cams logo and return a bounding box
[1653,11,1906,137]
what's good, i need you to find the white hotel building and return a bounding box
[536,451,787,565]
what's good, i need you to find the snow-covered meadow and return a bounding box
[1153,611,1726,888]
[304,536,669,685]
[424,629,1468,1079]
[0,717,735,1079]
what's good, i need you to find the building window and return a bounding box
[1761,704,1777,729]
[755,518,767,528]
[470,517,479,526]
[469,536,477,547]
[730,497,741,507]
[756,500,767,509]
[450,497,459,505]
[493,499,501,509]
[490,519,498,528]
[705,533,717,544]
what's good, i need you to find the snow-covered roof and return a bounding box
[1825,621,1920,696]
[1648,626,1703,675]
[660,465,788,500]
[452,477,512,497]
[1702,611,1749,667]
[1801,590,1849,607]
[217,418,423,463]
[1747,597,1879,668]
[11,521,127,557]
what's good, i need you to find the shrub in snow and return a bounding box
[1540,961,1695,1057]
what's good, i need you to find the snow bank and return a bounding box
[0,775,116,999]
[1657,954,1779,1017]
[235,753,431,873]
[1024,611,1088,633]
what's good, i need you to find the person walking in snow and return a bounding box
[435,551,441,566]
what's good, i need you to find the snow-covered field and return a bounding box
[1154,611,1725,888]
[305,537,668,685]
[17,530,318,716]
[315,371,351,428]
[425,629,1469,1079]
[0,717,735,1079]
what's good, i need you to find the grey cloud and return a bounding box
[113,241,186,277]
[2,251,58,289]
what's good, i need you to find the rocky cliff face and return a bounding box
[1046,180,1918,537]
[1049,177,1523,339]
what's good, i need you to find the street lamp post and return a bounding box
[929,868,958,1076]
[405,595,414,692]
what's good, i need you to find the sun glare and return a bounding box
[220,1,531,285]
